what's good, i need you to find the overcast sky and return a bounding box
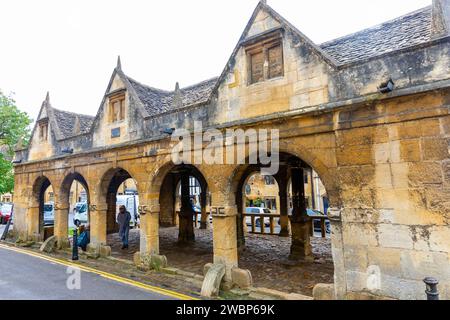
[0,0,431,121]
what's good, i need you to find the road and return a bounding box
[0,244,189,300]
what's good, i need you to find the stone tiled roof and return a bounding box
[127,76,218,117]
[51,107,94,139]
[320,6,432,64]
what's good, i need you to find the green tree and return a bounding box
[0,91,32,194]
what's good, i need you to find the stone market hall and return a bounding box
[12,0,450,299]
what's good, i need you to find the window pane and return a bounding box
[120,100,125,120]
[113,101,120,122]
[268,45,283,79]
[250,51,264,84]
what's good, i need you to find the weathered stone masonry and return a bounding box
[12,1,450,299]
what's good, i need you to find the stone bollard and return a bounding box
[201,264,226,298]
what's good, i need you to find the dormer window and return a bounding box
[246,32,284,85]
[38,120,48,142]
[109,92,125,123]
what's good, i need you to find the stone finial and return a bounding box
[41,91,51,109]
[116,55,122,70]
[432,0,450,39]
[173,82,182,109]
[73,115,81,135]
[260,0,267,6]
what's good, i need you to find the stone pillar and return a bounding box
[88,203,110,256]
[27,205,41,242]
[275,166,290,237]
[289,166,312,260]
[328,208,347,300]
[199,191,208,230]
[53,202,69,249]
[178,171,195,243]
[211,206,239,283]
[106,193,118,234]
[139,200,160,255]
[278,190,290,237]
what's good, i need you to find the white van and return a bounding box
[73,202,89,226]
[43,202,55,226]
[116,195,140,227]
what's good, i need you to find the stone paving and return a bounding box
[108,227,334,296]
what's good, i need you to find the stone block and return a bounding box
[428,226,450,253]
[367,246,402,278]
[39,236,57,253]
[313,283,336,300]
[99,245,111,257]
[201,264,226,298]
[231,267,253,289]
[378,224,414,250]
[422,138,449,161]
[400,139,421,162]
[203,263,214,276]
[138,253,168,271]
[400,250,450,281]
[408,162,443,186]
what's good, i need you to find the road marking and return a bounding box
[0,243,198,300]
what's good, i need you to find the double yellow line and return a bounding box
[0,243,197,300]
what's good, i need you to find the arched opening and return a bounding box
[60,173,90,247]
[101,168,140,258]
[30,176,54,242]
[158,164,212,275]
[233,152,334,296]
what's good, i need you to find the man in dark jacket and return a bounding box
[117,205,131,249]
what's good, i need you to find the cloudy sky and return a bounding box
[0,0,431,121]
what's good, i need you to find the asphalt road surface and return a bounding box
[0,245,179,300]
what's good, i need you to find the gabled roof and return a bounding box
[127,76,218,117]
[28,1,442,148]
[50,107,94,139]
[29,93,95,146]
[320,6,433,65]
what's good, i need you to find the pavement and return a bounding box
[0,244,191,300]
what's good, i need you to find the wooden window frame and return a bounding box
[38,120,48,142]
[246,35,284,85]
[108,92,126,123]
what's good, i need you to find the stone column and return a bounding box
[27,205,41,242]
[211,205,239,283]
[289,166,312,260]
[275,167,290,237]
[278,189,290,237]
[328,208,347,300]
[199,191,208,230]
[139,200,160,255]
[178,171,195,243]
[53,201,69,249]
[88,203,110,257]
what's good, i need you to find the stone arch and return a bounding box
[29,175,54,241]
[98,167,139,235]
[226,147,340,208]
[59,172,90,206]
[151,160,209,228]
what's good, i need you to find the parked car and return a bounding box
[287,208,331,234]
[43,202,55,226]
[116,195,140,227]
[245,207,274,227]
[0,203,13,225]
[73,202,89,226]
